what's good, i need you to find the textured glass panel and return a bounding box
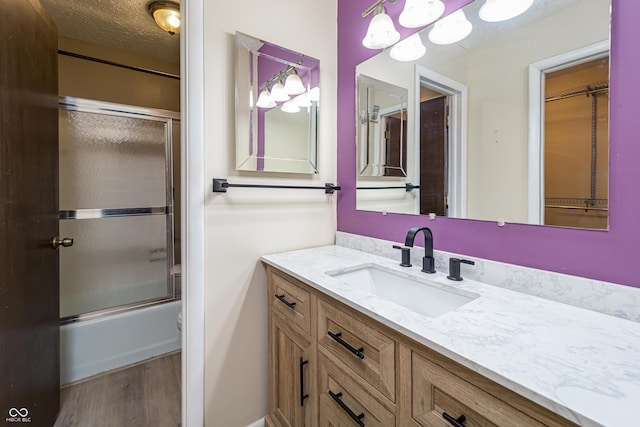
[59,110,168,209]
[59,215,170,318]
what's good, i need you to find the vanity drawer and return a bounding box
[318,299,396,402]
[319,352,395,427]
[411,351,546,427]
[269,268,312,336]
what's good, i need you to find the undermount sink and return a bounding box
[326,264,479,318]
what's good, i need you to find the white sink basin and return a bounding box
[327,264,479,318]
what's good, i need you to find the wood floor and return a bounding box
[54,351,181,427]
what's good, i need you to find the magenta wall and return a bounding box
[337,0,639,287]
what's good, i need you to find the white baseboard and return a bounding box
[247,417,265,427]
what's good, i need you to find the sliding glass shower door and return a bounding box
[58,98,179,321]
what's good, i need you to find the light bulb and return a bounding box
[293,93,312,107]
[281,101,301,113]
[256,89,276,108]
[390,33,427,62]
[270,81,290,102]
[362,6,400,49]
[284,71,306,95]
[399,0,445,28]
[308,87,320,102]
[479,0,535,22]
[428,9,473,45]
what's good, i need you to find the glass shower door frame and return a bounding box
[59,96,180,323]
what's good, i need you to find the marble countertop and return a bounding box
[261,245,640,427]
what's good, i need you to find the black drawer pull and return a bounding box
[275,294,296,309]
[443,412,467,427]
[328,331,365,359]
[299,357,309,406]
[329,390,365,427]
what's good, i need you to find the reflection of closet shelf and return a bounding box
[545,80,609,102]
[544,198,608,212]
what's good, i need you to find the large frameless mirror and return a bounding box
[235,32,320,174]
[355,0,611,229]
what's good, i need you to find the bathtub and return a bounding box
[60,299,182,384]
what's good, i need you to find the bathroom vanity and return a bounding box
[262,245,640,427]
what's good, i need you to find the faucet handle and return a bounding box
[447,258,475,281]
[392,245,412,267]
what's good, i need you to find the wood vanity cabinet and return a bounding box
[267,268,317,427]
[266,266,578,427]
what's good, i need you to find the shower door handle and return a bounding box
[52,237,74,250]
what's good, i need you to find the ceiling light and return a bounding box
[479,0,535,22]
[147,1,181,36]
[390,33,427,62]
[281,101,301,113]
[284,70,306,95]
[399,0,445,28]
[362,5,400,50]
[428,9,472,45]
[270,80,290,102]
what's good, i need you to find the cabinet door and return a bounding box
[269,313,314,427]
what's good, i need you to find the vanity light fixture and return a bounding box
[147,1,181,36]
[258,59,305,104]
[428,9,472,45]
[362,3,400,49]
[283,69,306,95]
[399,0,445,28]
[479,0,534,22]
[389,32,427,62]
[281,100,301,113]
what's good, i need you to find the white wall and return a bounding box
[202,1,337,426]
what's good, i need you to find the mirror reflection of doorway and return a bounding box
[384,113,407,177]
[543,57,609,229]
[419,92,448,216]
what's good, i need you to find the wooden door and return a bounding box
[420,97,447,216]
[0,0,60,425]
[384,115,407,177]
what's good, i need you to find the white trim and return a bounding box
[181,0,205,425]
[246,417,266,427]
[527,41,609,224]
[414,65,468,218]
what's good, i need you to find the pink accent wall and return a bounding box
[337,0,639,287]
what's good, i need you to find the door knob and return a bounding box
[52,237,74,249]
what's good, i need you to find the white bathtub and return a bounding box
[60,300,182,384]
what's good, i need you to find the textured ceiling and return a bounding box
[40,0,180,64]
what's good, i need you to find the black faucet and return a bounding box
[447,258,475,281]
[404,226,436,274]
